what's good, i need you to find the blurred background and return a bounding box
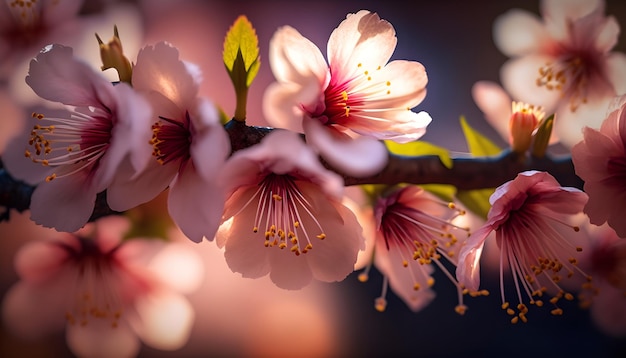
[1,0,626,357]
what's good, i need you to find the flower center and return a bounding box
[247,174,326,256]
[497,208,594,323]
[150,112,192,165]
[320,63,393,125]
[26,110,113,182]
[536,55,589,111]
[61,238,125,329]
[7,0,40,29]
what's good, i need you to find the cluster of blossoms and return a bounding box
[1,0,626,356]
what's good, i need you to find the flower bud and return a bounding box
[509,102,543,154]
[95,25,133,84]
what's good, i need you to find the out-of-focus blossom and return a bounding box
[493,0,626,148]
[263,10,432,177]
[2,215,203,357]
[3,44,152,232]
[456,171,592,323]
[216,129,364,290]
[358,185,481,314]
[572,94,626,238]
[576,222,626,337]
[0,0,84,78]
[107,42,231,243]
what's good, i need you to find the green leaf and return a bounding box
[459,116,501,156]
[385,140,453,169]
[223,15,260,121]
[223,15,259,76]
[456,116,501,219]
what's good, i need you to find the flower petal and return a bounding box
[500,55,561,112]
[472,81,513,142]
[131,290,195,350]
[168,163,225,242]
[493,9,546,57]
[303,118,388,177]
[29,173,96,232]
[66,318,140,358]
[606,52,626,95]
[327,10,396,81]
[455,225,491,291]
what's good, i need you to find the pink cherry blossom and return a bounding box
[263,10,432,177]
[358,185,479,314]
[2,215,203,357]
[0,0,84,78]
[572,94,626,238]
[216,129,364,290]
[494,0,626,148]
[4,44,152,232]
[456,171,592,323]
[576,223,626,337]
[106,41,231,243]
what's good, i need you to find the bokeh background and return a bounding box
[2,0,626,357]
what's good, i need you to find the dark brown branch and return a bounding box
[0,120,583,223]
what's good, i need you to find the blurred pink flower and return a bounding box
[107,42,231,243]
[0,0,84,78]
[572,94,626,238]
[456,171,591,323]
[577,223,626,337]
[358,185,477,314]
[2,215,203,357]
[494,0,626,148]
[4,44,152,232]
[216,129,364,290]
[263,10,432,177]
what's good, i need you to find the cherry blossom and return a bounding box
[358,185,478,314]
[4,44,152,232]
[216,129,364,290]
[263,10,432,177]
[456,171,592,323]
[2,216,203,357]
[0,0,84,78]
[493,0,626,148]
[106,41,231,243]
[572,94,626,238]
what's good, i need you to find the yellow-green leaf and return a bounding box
[459,116,501,156]
[385,140,453,169]
[223,15,259,76]
[456,116,500,220]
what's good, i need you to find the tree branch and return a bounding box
[0,120,583,222]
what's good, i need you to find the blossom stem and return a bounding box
[0,120,582,222]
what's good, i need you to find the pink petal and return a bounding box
[493,9,547,57]
[455,225,491,291]
[2,281,67,339]
[189,101,230,181]
[29,173,97,232]
[554,96,611,149]
[94,84,152,191]
[595,16,620,52]
[263,78,324,132]
[66,318,140,358]
[132,42,199,111]
[41,0,83,24]
[541,0,603,23]
[606,52,626,95]
[327,10,396,81]
[25,44,116,108]
[303,118,388,177]
[374,60,428,108]
[146,242,204,294]
[130,290,195,350]
[94,216,131,253]
[268,26,328,86]
[500,55,561,112]
[14,240,70,281]
[376,239,436,312]
[472,81,512,142]
[267,248,314,290]
[107,159,178,212]
[590,281,626,337]
[168,163,225,242]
